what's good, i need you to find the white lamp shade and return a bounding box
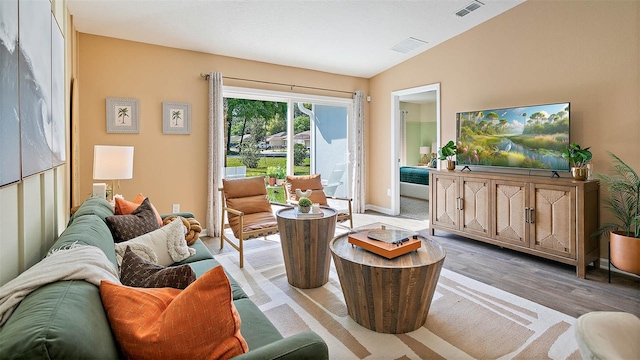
[420,146,431,155]
[93,145,134,180]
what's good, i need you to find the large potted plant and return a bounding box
[561,142,592,180]
[438,140,457,170]
[595,152,640,277]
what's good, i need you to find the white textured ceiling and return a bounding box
[67,0,525,78]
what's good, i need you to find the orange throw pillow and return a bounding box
[114,194,162,226]
[100,266,248,360]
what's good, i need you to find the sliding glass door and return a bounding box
[224,87,351,199]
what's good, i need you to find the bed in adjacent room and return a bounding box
[400,166,429,201]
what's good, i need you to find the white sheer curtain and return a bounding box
[206,72,224,237]
[351,90,365,213]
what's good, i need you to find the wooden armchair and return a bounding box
[220,176,281,268]
[283,174,353,228]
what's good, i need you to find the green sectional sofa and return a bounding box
[0,197,328,359]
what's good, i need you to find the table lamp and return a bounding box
[93,145,134,201]
[420,146,431,164]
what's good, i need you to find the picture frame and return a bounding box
[106,97,139,134]
[162,101,191,135]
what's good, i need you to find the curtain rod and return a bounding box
[200,73,354,95]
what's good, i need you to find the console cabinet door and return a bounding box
[460,178,490,236]
[431,174,459,230]
[493,180,528,247]
[530,183,576,258]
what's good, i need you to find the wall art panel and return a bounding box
[0,0,21,187]
[19,0,53,177]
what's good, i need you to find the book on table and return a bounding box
[294,209,323,218]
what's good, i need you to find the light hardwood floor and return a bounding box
[202,210,639,319]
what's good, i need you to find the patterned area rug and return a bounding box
[215,234,580,360]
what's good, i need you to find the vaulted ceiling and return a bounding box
[67,0,525,78]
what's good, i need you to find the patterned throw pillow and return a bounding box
[100,266,248,360]
[106,198,160,243]
[119,246,195,289]
[114,194,163,226]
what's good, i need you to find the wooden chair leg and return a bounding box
[239,237,244,268]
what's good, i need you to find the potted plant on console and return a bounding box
[562,142,592,180]
[595,153,640,279]
[273,165,286,185]
[438,140,458,170]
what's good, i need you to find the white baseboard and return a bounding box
[365,204,393,215]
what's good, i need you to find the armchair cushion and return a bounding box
[285,174,327,205]
[223,176,268,199]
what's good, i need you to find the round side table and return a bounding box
[276,207,337,288]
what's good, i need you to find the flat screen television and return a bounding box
[456,102,570,171]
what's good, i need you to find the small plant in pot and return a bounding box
[594,152,640,277]
[273,166,286,185]
[438,140,457,170]
[297,197,312,213]
[266,166,279,186]
[561,142,592,180]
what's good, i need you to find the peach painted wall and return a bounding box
[368,0,639,253]
[76,34,368,223]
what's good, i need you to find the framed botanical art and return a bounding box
[106,97,139,134]
[162,101,191,135]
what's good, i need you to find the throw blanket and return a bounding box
[0,244,120,326]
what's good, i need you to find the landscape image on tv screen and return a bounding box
[456,102,570,171]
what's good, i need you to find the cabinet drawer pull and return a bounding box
[458,197,464,210]
[524,207,529,223]
[529,208,535,223]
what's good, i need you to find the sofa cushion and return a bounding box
[106,198,160,242]
[0,281,120,359]
[120,246,196,289]
[234,298,284,350]
[68,196,114,224]
[114,216,194,266]
[186,258,247,301]
[50,214,118,266]
[100,266,248,360]
[285,174,328,205]
[115,193,163,226]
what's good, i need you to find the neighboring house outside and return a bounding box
[266,132,286,149]
[294,131,310,148]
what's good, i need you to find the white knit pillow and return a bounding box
[114,217,195,267]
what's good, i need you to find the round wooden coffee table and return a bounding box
[276,207,337,288]
[330,225,446,333]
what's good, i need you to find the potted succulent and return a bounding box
[297,196,312,213]
[561,142,592,180]
[594,152,640,277]
[438,140,457,170]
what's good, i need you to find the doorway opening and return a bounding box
[390,83,441,219]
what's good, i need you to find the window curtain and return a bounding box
[206,72,224,237]
[350,90,365,213]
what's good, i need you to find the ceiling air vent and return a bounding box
[391,37,428,54]
[455,0,484,17]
